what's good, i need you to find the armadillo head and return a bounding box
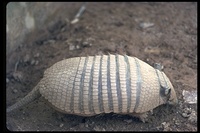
[159,72,178,105]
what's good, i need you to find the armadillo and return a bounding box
[7,54,178,122]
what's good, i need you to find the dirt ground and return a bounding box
[6,2,197,131]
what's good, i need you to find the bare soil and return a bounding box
[6,2,197,131]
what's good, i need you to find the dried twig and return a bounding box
[14,60,19,72]
[71,3,86,24]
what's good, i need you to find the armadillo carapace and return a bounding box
[7,54,177,122]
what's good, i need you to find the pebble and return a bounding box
[35,60,39,65]
[76,38,82,42]
[12,71,23,82]
[79,123,85,128]
[59,123,64,128]
[97,51,103,55]
[182,113,190,118]
[34,53,40,58]
[182,90,197,104]
[161,122,170,131]
[173,118,180,126]
[184,107,192,114]
[69,44,75,51]
[23,54,30,63]
[46,39,56,44]
[156,126,162,130]
[76,45,80,49]
[6,78,9,83]
[174,120,180,126]
[188,111,197,123]
[124,119,132,123]
[85,123,88,128]
[12,89,18,93]
[181,107,194,118]
[31,60,35,65]
[31,60,39,65]
[82,41,92,47]
[139,22,154,29]
[93,126,101,131]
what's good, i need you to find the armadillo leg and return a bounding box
[7,86,41,113]
[129,112,149,123]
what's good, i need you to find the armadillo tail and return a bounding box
[7,86,41,113]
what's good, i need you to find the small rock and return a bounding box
[12,71,23,82]
[93,126,101,131]
[12,89,18,93]
[93,127,105,131]
[181,107,193,118]
[23,54,30,63]
[102,128,106,131]
[31,60,35,65]
[161,122,166,126]
[156,126,162,130]
[124,119,132,123]
[46,39,56,44]
[139,22,154,29]
[87,37,95,41]
[174,120,180,126]
[97,51,103,55]
[35,60,39,65]
[188,111,197,123]
[59,123,64,128]
[34,53,40,58]
[76,38,82,42]
[182,90,197,104]
[149,109,154,115]
[161,122,170,131]
[194,55,197,63]
[182,112,190,118]
[76,45,80,49]
[85,123,88,128]
[61,27,66,32]
[87,121,94,127]
[184,107,192,114]
[144,47,160,54]
[79,123,85,128]
[69,44,75,51]
[6,78,9,83]
[82,41,92,47]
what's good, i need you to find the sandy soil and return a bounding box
[6,2,197,131]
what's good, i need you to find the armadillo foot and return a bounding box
[129,112,149,123]
[138,113,149,123]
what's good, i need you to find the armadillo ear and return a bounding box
[154,63,163,71]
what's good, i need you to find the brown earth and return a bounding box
[6,2,197,131]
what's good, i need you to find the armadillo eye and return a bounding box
[165,88,171,96]
[160,86,171,97]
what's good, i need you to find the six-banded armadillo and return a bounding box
[7,54,178,122]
